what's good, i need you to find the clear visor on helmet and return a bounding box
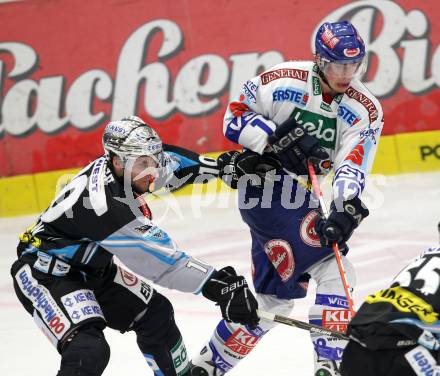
[318,56,367,79]
[123,151,166,193]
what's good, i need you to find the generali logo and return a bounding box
[0,1,439,136]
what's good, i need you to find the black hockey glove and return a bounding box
[268,116,330,175]
[202,266,260,329]
[218,150,281,189]
[314,196,369,254]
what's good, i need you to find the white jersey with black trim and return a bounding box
[19,151,216,294]
[223,60,384,200]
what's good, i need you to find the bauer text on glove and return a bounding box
[202,266,260,329]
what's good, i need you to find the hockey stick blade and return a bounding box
[257,309,349,341]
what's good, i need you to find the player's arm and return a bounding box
[99,217,259,328]
[160,144,219,192]
[223,73,329,178]
[315,104,384,250]
[99,217,214,293]
[223,76,277,154]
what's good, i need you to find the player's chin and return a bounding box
[334,82,350,93]
[133,179,150,194]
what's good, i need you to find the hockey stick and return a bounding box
[307,160,356,317]
[257,309,349,340]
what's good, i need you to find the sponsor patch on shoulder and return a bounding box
[261,68,308,85]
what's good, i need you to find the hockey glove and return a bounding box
[268,116,330,175]
[315,196,369,254]
[202,266,260,329]
[218,150,281,189]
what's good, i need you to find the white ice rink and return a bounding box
[1,171,439,375]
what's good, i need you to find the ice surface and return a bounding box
[1,171,439,375]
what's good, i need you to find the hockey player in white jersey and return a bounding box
[191,21,383,376]
[11,116,259,376]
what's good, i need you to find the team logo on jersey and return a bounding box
[338,104,361,126]
[322,309,351,333]
[263,239,295,282]
[345,86,379,123]
[225,328,261,356]
[261,68,309,85]
[272,87,308,106]
[300,210,321,247]
[366,287,439,324]
[360,127,380,144]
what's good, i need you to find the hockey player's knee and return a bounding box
[134,292,178,345]
[312,257,356,294]
[58,326,110,376]
[257,293,294,331]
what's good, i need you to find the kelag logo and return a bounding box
[420,144,440,161]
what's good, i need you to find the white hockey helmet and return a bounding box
[102,116,163,164]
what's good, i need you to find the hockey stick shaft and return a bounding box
[257,309,349,340]
[307,160,356,317]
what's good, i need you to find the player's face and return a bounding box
[316,54,366,94]
[129,155,160,193]
[324,62,360,93]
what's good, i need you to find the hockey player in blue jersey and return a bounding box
[11,116,259,376]
[191,21,383,376]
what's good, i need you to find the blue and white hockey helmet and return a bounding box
[102,116,163,164]
[315,21,366,77]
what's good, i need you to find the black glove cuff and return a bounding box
[331,196,369,229]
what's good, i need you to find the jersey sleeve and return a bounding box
[332,97,384,201]
[223,76,277,154]
[99,216,214,293]
[159,144,219,192]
